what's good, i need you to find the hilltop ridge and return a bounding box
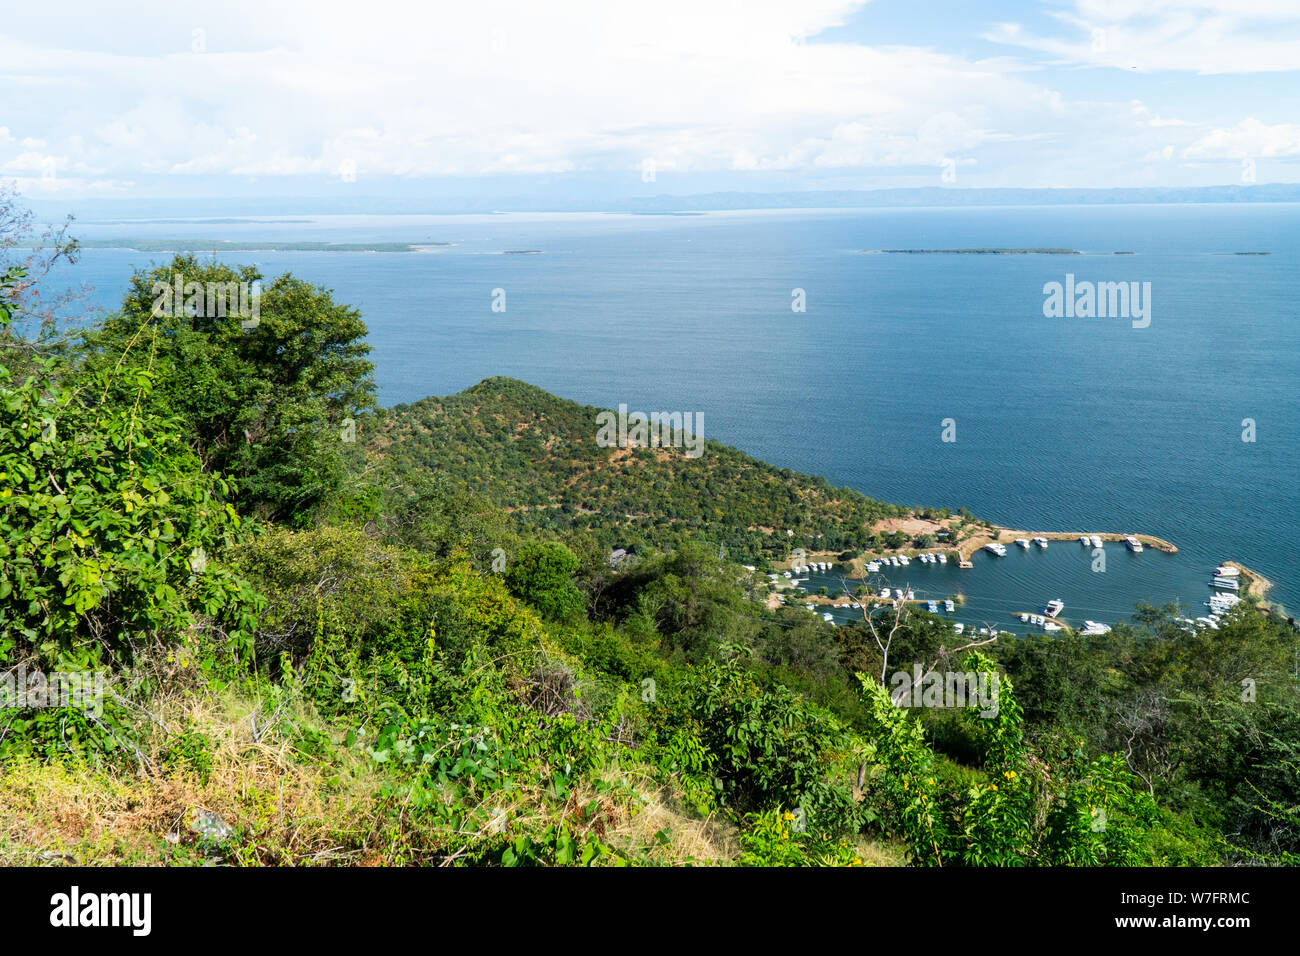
[369,377,908,559]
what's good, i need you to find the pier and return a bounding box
[957,529,1178,561]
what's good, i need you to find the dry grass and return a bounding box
[595,775,739,866]
[0,690,386,866]
[0,688,754,867]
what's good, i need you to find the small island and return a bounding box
[865,247,1083,255]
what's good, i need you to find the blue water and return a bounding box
[47,204,1300,621]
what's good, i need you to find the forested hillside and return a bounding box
[373,378,906,561]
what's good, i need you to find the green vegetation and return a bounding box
[81,255,374,523]
[2,194,1297,867]
[374,377,905,562]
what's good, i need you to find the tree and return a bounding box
[81,255,375,523]
[0,185,86,380]
[0,354,260,666]
[504,541,585,622]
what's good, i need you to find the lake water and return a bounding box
[51,204,1300,623]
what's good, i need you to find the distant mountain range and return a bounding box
[35,183,1300,220]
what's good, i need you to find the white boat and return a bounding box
[1090,535,1103,548]
[898,555,911,565]
[1211,577,1240,591]
[937,554,947,564]
[954,623,965,634]
[1033,537,1049,549]
[1079,535,1091,546]
[1015,538,1030,549]
[944,599,955,612]
[1081,620,1111,635]
[1044,599,1065,618]
[1125,536,1143,552]
[888,556,899,567]
[927,601,938,612]
[1044,622,1062,632]
[984,543,1008,557]
[904,589,914,600]
[1195,617,1218,629]
[783,571,792,579]
[822,613,834,622]
[866,561,881,573]
[879,588,891,599]
[1020,613,1029,623]
[1214,565,1240,578]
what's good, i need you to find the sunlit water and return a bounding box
[48,204,1300,622]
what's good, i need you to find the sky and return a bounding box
[2,0,1299,204]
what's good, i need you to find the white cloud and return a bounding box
[987,1,1300,73]
[0,0,1297,194]
[1184,118,1300,159]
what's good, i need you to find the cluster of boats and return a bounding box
[1193,564,1242,629]
[864,552,948,574]
[787,561,833,575]
[1013,537,1050,549]
[1073,534,1144,552]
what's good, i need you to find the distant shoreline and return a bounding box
[75,239,445,253]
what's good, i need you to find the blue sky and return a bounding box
[2,0,1299,203]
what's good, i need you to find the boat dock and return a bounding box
[957,529,1178,560]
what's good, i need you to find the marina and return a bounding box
[768,538,1273,636]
